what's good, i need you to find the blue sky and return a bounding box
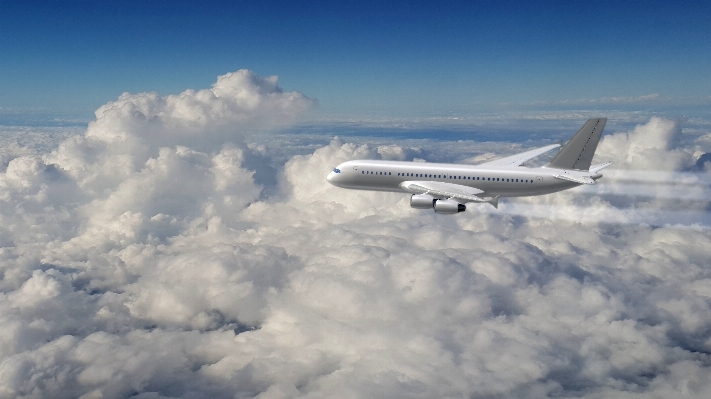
[1,0,710,119]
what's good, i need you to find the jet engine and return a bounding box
[410,194,436,209]
[434,199,466,214]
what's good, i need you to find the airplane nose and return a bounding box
[326,172,335,184]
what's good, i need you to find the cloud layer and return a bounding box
[1,73,711,398]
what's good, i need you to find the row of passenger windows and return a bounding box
[361,170,534,183]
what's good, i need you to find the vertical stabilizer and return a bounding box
[546,118,607,170]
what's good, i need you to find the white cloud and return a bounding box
[550,93,661,106]
[596,117,693,170]
[1,72,711,398]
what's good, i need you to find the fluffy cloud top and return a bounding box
[1,73,711,398]
[596,116,692,170]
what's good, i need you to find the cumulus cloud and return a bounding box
[1,72,711,398]
[596,117,692,170]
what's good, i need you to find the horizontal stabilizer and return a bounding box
[589,162,613,173]
[554,174,595,185]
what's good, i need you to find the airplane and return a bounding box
[326,118,612,214]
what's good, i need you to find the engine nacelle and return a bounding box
[434,199,466,214]
[410,194,436,209]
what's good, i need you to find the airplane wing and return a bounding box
[479,144,561,167]
[399,180,500,208]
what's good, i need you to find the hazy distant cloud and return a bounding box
[597,93,660,103]
[570,93,660,104]
[529,93,661,107]
[1,71,711,398]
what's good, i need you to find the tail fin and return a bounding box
[546,118,607,170]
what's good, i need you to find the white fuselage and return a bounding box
[327,160,599,197]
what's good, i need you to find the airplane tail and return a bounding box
[546,118,607,171]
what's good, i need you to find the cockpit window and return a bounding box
[333,168,341,173]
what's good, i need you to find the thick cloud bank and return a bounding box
[2,74,711,398]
